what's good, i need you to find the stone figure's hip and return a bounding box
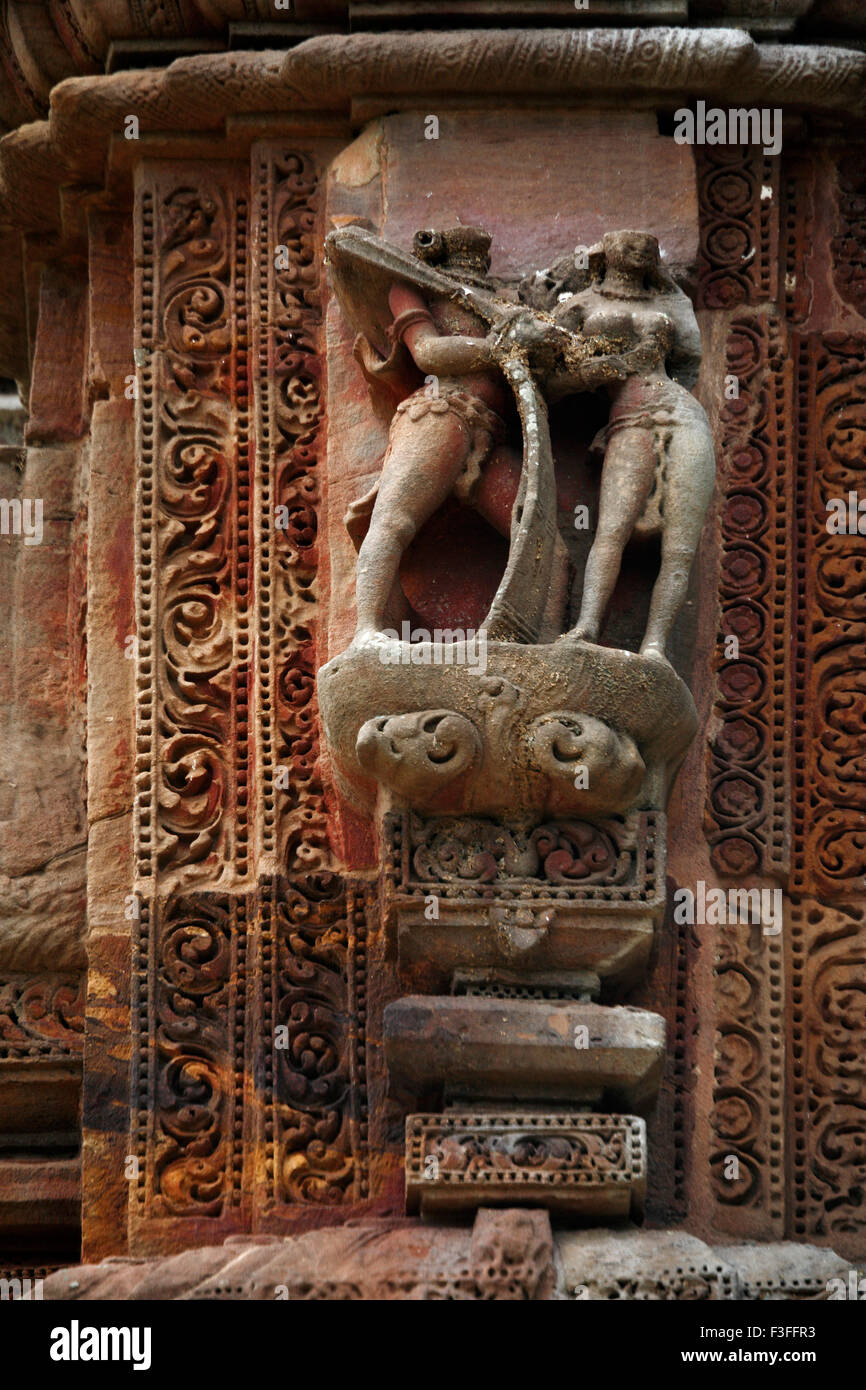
[344,388,507,547]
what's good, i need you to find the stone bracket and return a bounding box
[405,1112,647,1220]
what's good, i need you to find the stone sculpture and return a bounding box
[315,219,716,1221]
[515,229,715,662]
[2,7,863,1296]
[319,223,713,819]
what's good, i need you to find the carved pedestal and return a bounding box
[373,799,669,1218]
[378,830,667,1216]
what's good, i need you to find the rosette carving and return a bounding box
[706,315,787,880]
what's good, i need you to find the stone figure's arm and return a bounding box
[664,295,703,389]
[387,283,494,375]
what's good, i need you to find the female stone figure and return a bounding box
[518,229,715,663]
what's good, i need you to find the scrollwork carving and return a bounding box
[135,172,251,885]
[0,974,84,1057]
[405,1112,646,1218]
[402,813,636,891]
[148,893,246,1220]
[256,148,336,874]
[261,875,369,1212]
[709,917,784,1233]
[790,901,866,1252]
[794,333,866,899]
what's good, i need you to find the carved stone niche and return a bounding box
[317,111,708,1222]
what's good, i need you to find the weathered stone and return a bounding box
[0,1157,80,1252]
[44,1208,557,1300]
[558,1228,740,1299]
[26,265,89,445]
[556,1230,860,1301]
[0,441,87,974]
[0,1,863,1293]
[320,637,696,817]
[386,997,665,1107]
[405,1112,647,1220]
[715,1242,855,1301]
[39,1221,860,1301]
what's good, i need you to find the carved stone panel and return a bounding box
[792,333,866,903]
[256,873,370,1218]
[129,147,388,1252]
[405,1112,647,1220]
[705,313,791,881]
[135,165,252,890]
[697,156,866,1257]
[110,91,866,1265]
[383,810,665,989]
[787,901,866,1251]
[252,146,337,877]
[696,146,778,310]
[131,892,250,1242]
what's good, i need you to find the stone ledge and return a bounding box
[37,1218,858,1300]
[386,999,665,1106]
[1,4,861,140]
[2,29,864,239]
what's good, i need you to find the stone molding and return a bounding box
[0,4,862,138]
[2,30,865,234]
[38,1219,858,1300]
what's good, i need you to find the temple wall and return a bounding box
[0,8,863,1296]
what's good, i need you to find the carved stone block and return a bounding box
[385,997,665,1109]
[320,640,696,818]
[557,1230,738,1300]
[383,810,665,988]
[404,1112,646,1219]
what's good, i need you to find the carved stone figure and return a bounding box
[514,229,714,662]
[319,223,712,819]
[2,5,864,1292]
[341,226,516,639]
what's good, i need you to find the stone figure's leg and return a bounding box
[641,427,716,660]
[354,407,470,636]
[565,426,656,643]
[472,442,523,538]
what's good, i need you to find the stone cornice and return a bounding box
[1,26,863,238]
[280,26,866,110]
[0,22,862,378]
[0,3,862,139]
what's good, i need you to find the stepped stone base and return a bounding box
[35,1217,857,1301]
